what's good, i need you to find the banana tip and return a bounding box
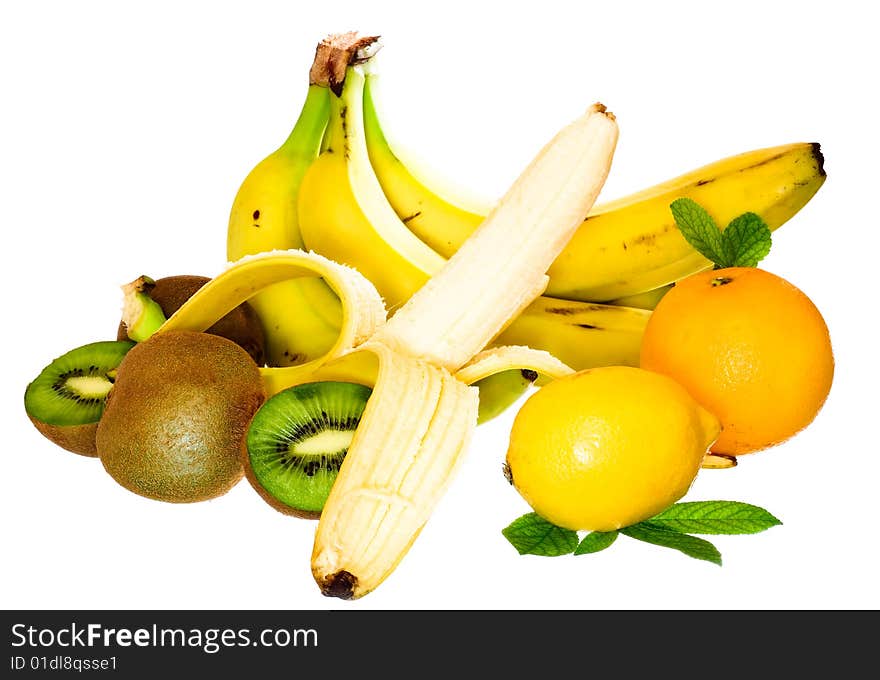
[319,570,358,599]
[589,102,616,121]
[811,142,825,177]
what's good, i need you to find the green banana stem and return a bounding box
[322,83,347,155]
[120,276,167,342]
[312,32,381,156]
[278,85,331,158]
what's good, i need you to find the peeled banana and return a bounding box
[313,98,618,598]
[165,33,617,598]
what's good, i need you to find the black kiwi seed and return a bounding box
[24,340,136,456]
[244,381,372,518]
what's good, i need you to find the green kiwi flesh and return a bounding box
[97,330,265,503]
[245,381,372,518]
[24,340,135,456]
[117,274,266,365]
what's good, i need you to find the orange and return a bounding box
[640,267,833,456]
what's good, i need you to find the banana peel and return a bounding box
[152,248,586,598]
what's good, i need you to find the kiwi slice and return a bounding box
[244,381,372,518]
[116,274,265,365]
[24,340,135,457]
[97,330,265,503]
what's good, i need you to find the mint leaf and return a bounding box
[502,513,578,556]
[574,531,618,555]
[722,212,772,267]
[649,501,781,535]
[670,198,728,267]
[620,524,722,565]
[670,199,775,268]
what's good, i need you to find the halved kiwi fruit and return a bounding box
[116,274,266,365]
[97,330,265,503]
[244,381,372,518]
[24,340,135,456]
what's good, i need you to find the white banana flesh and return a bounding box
[373,103,619,372]
[311,342,478,598]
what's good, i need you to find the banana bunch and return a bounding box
[227,33,825,424]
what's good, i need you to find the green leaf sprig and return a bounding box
[502,501,781,566]
[670,198,772,268]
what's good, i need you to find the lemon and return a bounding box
[505,366,721,531]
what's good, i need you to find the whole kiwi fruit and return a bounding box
[116,274,265,365]
[97,330,265,503]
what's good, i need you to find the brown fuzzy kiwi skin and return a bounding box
[96,330,266,503]
[239,434,321,520]
[117,275,266,366]
[28,417,99,457]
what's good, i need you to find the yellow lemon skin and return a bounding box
[505,366,721,532]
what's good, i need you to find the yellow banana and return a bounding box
[226,50,340,367]
[226,83,339,367]
[363,71,826,301]
[545,143,825,300]
[297,64,446,313]
[362,72,486,257]
[491,297,650,372]
[607,284,673,310]
[227,84,328,257]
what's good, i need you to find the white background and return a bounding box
[2,1,877,610]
